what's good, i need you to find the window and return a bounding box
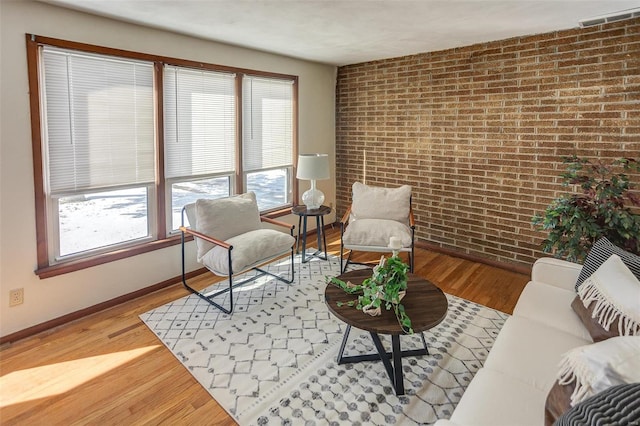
[40,46,156,261]
[164,66,236,229]
[243,76,294,211]
[28,36,298,276]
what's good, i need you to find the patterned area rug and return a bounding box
[140,253,508,425]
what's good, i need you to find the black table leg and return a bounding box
[336,329,429,395]
[370,333,405,395]
[336,324,352,363]
[336,333,428,364]
[296,215,302,254]
[315,215,322,252]
[301,216,308,262]
[391,335,404,395]
[320,216,328,260]
[314,216,328,260]
[420,332,429,355]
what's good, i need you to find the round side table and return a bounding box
[325,269,449,395]
[291,205,331,263]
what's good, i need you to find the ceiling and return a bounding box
[41,0,640,66]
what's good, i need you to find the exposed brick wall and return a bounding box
[336,18,640,268]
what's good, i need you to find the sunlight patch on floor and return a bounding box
[0,345,159,407]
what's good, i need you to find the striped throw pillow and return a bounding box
[575,237,640,292]
[554,383,640,426]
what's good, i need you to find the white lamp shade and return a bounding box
[296,154,330,180]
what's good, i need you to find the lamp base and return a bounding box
[302,187,325,210]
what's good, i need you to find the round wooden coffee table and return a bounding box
[325,269,448,395]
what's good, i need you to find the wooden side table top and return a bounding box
[291,205,332,216]
[324,269,448,335]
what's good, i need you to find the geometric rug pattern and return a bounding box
[140,253,508,425]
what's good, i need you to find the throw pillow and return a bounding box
[556,336,640,406]
[350,182,412,223]
[554,383,640,426]
[575,237,640,291]
[194,192,262,260]
[576,254,640,337]
[570,296,619,342]
[544,380,575,426]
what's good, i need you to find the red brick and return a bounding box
[336,18,640,268]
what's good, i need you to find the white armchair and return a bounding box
[340,182,415,273]
[180,192,295,313]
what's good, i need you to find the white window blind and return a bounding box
[164,66,236,179]
[242,76,293,172]
[41,46,155,195]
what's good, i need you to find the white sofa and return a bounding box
[435,257,592,426]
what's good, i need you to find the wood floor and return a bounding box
[0,228,529,425]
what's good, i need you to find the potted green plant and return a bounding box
[532,155,640,262]
[328,255,413,334]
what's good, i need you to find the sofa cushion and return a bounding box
[483,316,591,392]
[449,368,546,426]
[575,237,640,291]
[571,296,618,342]
[514,281,592,341]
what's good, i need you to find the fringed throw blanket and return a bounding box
[577,254,640,336]
[557,336,640,406]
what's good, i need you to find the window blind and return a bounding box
[242,76,293,172]
[41,46,155,195]
[164,66,236,179]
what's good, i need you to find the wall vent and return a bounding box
[579,8,640,27]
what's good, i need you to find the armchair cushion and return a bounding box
[351,182,411,224]
[342,219,412,248]
[201,229,294,275]
[194,192,262,260]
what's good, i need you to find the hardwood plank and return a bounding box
[0,228,528,424]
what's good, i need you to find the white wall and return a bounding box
[0,0,337,337]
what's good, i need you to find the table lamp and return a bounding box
[296,153,329,209]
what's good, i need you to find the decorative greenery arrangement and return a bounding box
[329,255,413,334]
[532,155,640,262]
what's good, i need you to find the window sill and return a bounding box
[35,206,294,279]
[35,234,190,279]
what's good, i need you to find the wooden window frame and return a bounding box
[26,35,299,278]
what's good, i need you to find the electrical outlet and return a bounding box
[9,288,24,307]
